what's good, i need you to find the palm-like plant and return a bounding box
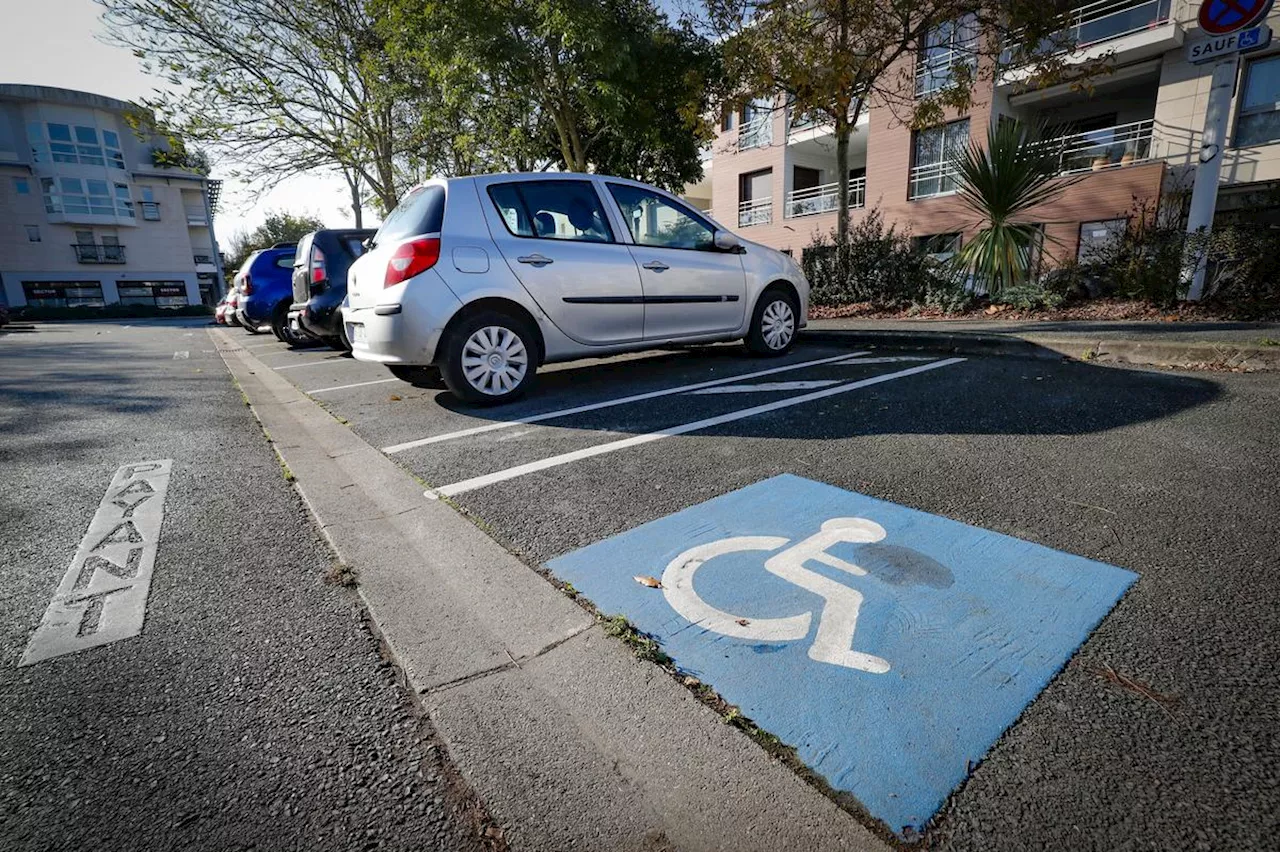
[950,119,1077,296]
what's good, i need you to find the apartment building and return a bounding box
[0,84,224,310]
[704,0,1280,265]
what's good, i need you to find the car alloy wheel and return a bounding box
[761,298,795,351]
[460,326,529,396]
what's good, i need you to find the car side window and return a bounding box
[607,184,714,251]
[487,180,614,243]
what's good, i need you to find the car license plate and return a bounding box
[352,324,367,343]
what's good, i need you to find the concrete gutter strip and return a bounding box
[802,327,1280,371]
[211,329,888,852]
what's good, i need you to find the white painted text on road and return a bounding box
[20,460,173,666]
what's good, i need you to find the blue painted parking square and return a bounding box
[546,474,1137,834]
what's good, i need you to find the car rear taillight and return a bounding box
[384,238,440,288]
[242,273,253,295]
[310,246,327,284]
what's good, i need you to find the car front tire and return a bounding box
[745,287,799,356]
[439,311,537,405]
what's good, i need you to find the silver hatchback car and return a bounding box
[343,173,810,404]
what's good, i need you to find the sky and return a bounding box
[0,0,366,246]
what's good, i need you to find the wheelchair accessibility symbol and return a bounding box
[662,517,894,673]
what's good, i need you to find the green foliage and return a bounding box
[997,283,1067,311]
[378,0,718,191]
[801,210,963,308]
[1188,224,1280,317]
[951,119,1075,296]
[224,210,325,275]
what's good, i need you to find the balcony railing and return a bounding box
[194,254,214,265]
[909,162,961,200]
[1003,0,1174,63]
[738,197,773,227]
[141,201,161,221]
[738,114,773,151]
[1052,119,1155,173]
[72,244,126,264]
[785,179,867,218]
[916,47,977,97]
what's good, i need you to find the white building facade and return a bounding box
[0,84,223,310]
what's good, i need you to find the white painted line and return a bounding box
[269,358,350,371]
[689,380,840,395]
[172,351,189,360]
[382,352,870,454]
[305,377,400,394]
[20,461,173,666]
[833,355,937,365]
[434,358,964,497]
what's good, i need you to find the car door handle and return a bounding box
[642,261,670,272]
[517,253,553,267]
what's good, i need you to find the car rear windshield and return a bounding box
[375,185,446,245]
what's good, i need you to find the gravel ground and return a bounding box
[0,320,488,852]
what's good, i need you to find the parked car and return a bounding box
[214,291,234,325]
[224,288,241,327]
[342,174,808,404]
[233,243,301,343]
[288,228,376,351]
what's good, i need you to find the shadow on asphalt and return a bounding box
[429,342,1223,440]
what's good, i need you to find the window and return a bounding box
[42,176,134,218]
[917,15,978,97]
[607,184,715,250]
[114,183,135,217]
[25,225,40,242]
[911,119,969,199]
[102,130,125,168]
[22,281,105,308]
[116,281,189,308]
[738,169,773,226]
[1077,219,1127,263]
[487,180,614,242]
[374,184,446,245]
[915,233,962,262]
[140,186,155,202]
[1237,55,1280,147]
[12,177,30,195]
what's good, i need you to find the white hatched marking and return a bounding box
[689,380,840,395]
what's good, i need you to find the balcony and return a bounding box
[1052,119,1155,173]
[917,48,976,98]
[73,244,126,264]
[185,206,209,225]
[738,197,772,227]
[738,115,772,152]
[785,179,867,218]
[1001,0,1180,77]
[909,162,961,200]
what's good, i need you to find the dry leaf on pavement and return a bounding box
[633,575,662,588]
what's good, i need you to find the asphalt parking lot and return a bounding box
[237,326,1280,851]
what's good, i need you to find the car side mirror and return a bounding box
[713,230,742,252]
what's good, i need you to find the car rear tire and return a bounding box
[745,287,798,356]
[330,322,352,353]
[387,365,445,389]
[243,317,265,334]
[439,311,537,405]
[271,304,307,346]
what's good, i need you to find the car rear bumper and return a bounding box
[344,277,462,366]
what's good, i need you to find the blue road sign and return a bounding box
[547,474,1138,835]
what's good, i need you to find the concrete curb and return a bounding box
[209,328,888,852]
[802,328,1280,371]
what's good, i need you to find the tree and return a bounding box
[705,0,1089,243]
[224,210,325,278]
[99,0,431,224]
[379,0,720,191]
[950,119,1074,295]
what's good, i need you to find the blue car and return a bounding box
[233,242,300,342]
